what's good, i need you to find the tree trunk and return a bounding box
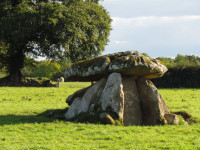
[8,71,22,84]
[7,49,25,84]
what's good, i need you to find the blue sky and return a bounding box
[100,0,200,58]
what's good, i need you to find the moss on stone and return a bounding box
[65,51,168,81]
[107,54,168,79]
[73,56,110,69]
[65,56,110,81]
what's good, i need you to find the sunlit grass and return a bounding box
[0,82,199,149]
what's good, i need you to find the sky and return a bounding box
[99,0,200,58]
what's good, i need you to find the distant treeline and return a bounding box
[152,54,200,88]
[1,54,200,87]
[157,54,200,68]
[0,57,71,80]
[21,58,71,80]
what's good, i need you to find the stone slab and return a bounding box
[137,77,170,125]
[64,51,168,81]
[122,77,142,126]
[100,73,124,122]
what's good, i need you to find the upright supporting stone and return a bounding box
[65,97,81,119]
[66,86,90,106]
[80,78,106,112]
[137,77,170,125]
[65,78,106,120]
[122,77,142,126]
[60,77,64,82]
[100,73,124,122]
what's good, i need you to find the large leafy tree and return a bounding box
[0,0,111,82]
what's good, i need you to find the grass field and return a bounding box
[0,82,200,150]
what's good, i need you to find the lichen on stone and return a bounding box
[64,51,168,81]
[64,56,110,80]
[108,54,167,79]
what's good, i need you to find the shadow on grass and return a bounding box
[1,109,199,126]
[0,108,113,126]
[0,109,68,126]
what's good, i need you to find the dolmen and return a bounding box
[64,51,179,126]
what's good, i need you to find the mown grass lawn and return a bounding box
[0,82,200,150]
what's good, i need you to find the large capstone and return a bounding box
[64,51,168,81]
[64,56,110,81]
[108,55,167,79]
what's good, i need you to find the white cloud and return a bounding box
[103,15,200,57]
[114,40,128,44]
[104,0,121,1]
[100,0,200,57]
[100,0,200,18]
[112,15,200,27]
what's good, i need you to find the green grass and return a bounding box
[160,89,200,121]
[0,83,200,150]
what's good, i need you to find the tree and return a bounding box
[0,0,112,83]
[174,54,200,68]
[185,55,200,66]
[30,60,61,78]
[157,57,175,68]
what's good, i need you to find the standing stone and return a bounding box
[122,77,142,126]
[60,77,64,82]
[137,77,170,125]
[57,78,60,88]
[80,78,106,113]
[66,86,90,106]
[65,97,82,119]
[100,73,124,122]
[64,78,106,120]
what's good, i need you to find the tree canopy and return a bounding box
[157,54,200,68]
[0,0,112,82]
